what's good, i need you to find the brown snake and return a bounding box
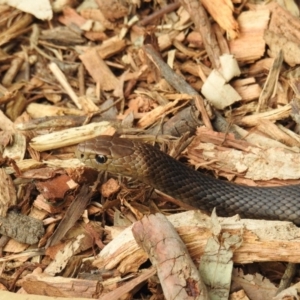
[76,135,300,225]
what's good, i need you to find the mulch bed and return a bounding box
[1,0,300,299]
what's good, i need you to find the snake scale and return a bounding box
[76,135,300,225]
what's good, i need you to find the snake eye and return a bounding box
[95,154,107,164]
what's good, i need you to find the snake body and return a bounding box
[76,135,300,225]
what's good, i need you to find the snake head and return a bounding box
[76,135,148,179]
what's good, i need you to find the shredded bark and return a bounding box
[1,0,300,299]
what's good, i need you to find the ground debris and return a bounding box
[1,0,300,299]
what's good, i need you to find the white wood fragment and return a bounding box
[220,54,241,81]
[201,70,241,109]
